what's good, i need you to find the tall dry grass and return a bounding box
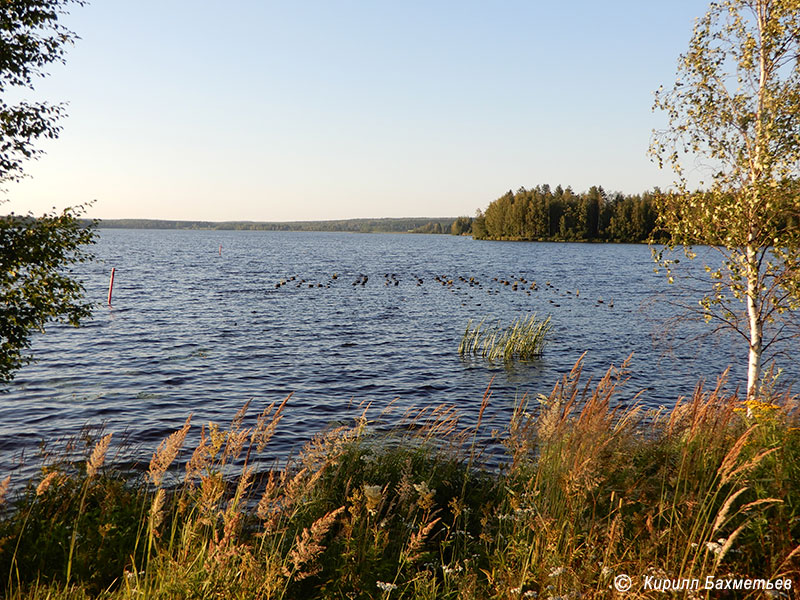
[1,360,798,599]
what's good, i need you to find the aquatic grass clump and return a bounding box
[458,314,551,361]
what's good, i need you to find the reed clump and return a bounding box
[458,314,551,361]
[1,361,799,599]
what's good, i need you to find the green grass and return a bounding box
[1,360,799,599]
[458,314,551,361]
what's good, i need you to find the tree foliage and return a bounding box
[1,0,86,190]
[0,207,95,382]
[450,215,473,236]
[472,184,660,243]
[1,0,95,384]
[651,0,800,398]
[409,220,444,234]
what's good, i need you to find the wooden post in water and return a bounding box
[219,244,222,256]
[107,267,116,306]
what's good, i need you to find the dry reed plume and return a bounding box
[85,433,111,479]
[149,416,191,487]
[1,357,798,600]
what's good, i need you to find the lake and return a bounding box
[2,229,791,474]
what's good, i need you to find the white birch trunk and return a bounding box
[745,245,762,400]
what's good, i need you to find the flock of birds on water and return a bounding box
[270,272,614,309]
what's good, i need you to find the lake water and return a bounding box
[2,229,793,474]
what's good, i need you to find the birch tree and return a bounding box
[651,0,800,399]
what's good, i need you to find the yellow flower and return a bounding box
[735,399,781,420]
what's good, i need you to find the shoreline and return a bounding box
[3,361,798,599]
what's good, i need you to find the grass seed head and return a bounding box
[0,475,10,507]
[286,506,345,580]
[149,488,166,536]
[87,433,112,479]
[404,517,440,563]
[149,416,191,487]
[36,471,62,496]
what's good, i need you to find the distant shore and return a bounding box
[93,217,459,234]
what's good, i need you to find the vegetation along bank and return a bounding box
[1,360,798,599]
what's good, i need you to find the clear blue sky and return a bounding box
[5,1,705,221]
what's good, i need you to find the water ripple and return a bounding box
[2,230,795,480]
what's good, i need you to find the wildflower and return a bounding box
[414,481,436,510]
[414,481,431,495]
[736,399,780,419]
[549,566,564,577]
[705,541,722,555]
[442,563,463,576]
[363,484,383,514]
[377,581,397,592]
[359,452,377,464]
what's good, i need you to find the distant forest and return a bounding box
[96,185,663,242]
[97,217,458,234]
[473,185,661,242]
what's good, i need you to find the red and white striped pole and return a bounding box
[107,267,116,306]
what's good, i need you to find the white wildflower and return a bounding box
[377,581,397,592]
[413,481,432,496]
[705,541,722,555]
[413,481,435,510]
[442,563,464,576]
[363,484,383,514]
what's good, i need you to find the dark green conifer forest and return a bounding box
[473,185,661,242]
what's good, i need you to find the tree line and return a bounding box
[472,184,661,243]
[95,188,663,243]
[97,217,456,234]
